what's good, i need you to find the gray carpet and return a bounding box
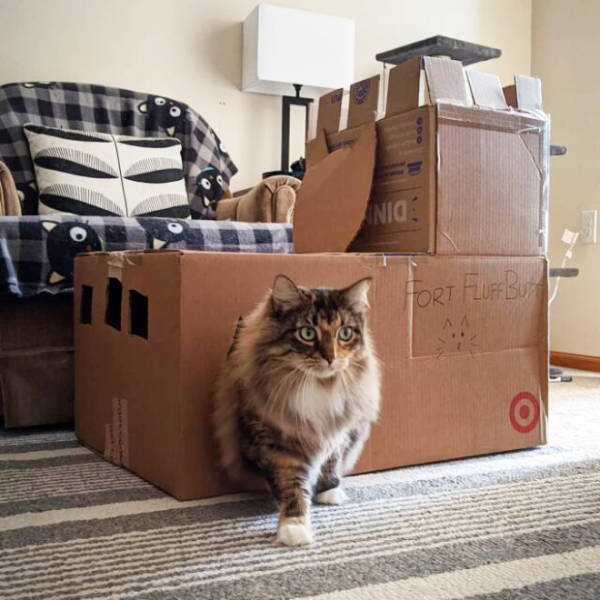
[1,377,599,599]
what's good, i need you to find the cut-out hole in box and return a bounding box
[80,285,93,324]
[129,290,148,339]
[105,278,122,331]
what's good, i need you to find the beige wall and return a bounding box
[1,2,594,355]
[532,0,600,357]
[0,0,531,190]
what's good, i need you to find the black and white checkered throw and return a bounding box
[0,216,293,297]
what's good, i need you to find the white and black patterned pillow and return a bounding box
[24,123,190,218]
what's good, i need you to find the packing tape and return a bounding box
[107,252,142,281]
[104,397,130,468]
[104,423,113,463]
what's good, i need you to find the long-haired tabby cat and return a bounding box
[213,274,381,546]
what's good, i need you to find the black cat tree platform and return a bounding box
[375,35,501,66]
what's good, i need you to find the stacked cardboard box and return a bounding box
[296,57,549,256]
[74,57,550,500]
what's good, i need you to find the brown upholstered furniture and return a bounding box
[216,175,301,224]
[0,294,73,427]
[0,162,72,427]
[0,161,21,217]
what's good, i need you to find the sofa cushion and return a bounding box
[24,123,190,218]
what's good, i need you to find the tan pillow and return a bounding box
[0,161,22,216]
[216,175,301,223]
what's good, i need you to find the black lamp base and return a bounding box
[280,84,312,173]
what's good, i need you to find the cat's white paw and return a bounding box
[315,487,349,505]
[276,521,314,546]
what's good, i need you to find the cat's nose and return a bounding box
[320,340,335,365]
[322,352,335,365]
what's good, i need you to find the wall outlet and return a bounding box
[580,210,598,244]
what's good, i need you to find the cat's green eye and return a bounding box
[338,326,354,342]
[298,326,316,342]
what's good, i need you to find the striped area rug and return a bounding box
[1,378,599,599]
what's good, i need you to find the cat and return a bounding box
[213,274,381,546]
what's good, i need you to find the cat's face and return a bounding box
[268,275,372,379]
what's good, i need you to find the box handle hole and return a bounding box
[105,278,122,331]
[129,290,148,339]
[80,285,93,324]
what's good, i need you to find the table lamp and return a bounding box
[242,3,354,174]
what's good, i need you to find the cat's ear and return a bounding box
[271,274,305,312]
[341,277,372,311]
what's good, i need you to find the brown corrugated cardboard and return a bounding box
[422,56,470,105]
[75,250,548,500]
[466,70,508,109]
[316,88,343,135]
[295,121,376,253]
[301,60,549,256]
[347,75,380,129]
[503,84,518,108]
[515,75,543,111]
[432,104,548,256]
[385,56,421,116]
[351,105,436,254]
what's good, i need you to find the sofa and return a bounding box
[0,81,294,427]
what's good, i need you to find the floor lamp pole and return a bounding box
[281,84,313,174]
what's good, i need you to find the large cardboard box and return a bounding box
[75,251,548,500]
[296,58,550,256]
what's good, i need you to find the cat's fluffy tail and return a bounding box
[212,370,244,481]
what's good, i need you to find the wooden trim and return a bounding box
[550,351,600,373]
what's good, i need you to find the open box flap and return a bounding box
[467,70,508,109]
[515,75,543,111]
[503,84,518,108]
[386,56,421,117]
[316,88,343,135]
[423,56,470,105]
[305,129,330,170]
[347,75,380,129]
[294,120,376,253]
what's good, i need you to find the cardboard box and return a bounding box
[296,58,550,256]
[75,251,548,500]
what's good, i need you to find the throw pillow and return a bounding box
[24,123,190,218]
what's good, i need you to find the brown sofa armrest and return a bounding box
[216,175,301,223]
[0,161,22,216]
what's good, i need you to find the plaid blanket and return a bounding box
[0,82,237,218]
[0,216,293,297]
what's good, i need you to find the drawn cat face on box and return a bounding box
[435,315,479,358]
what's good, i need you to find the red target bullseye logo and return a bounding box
[509,391,540,433]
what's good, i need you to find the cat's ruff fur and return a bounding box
[213,275,381,546]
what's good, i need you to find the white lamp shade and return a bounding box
[242,4,355,97]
